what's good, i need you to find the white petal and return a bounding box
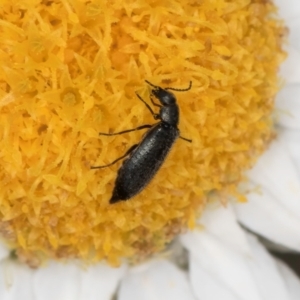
[246,234,292,300]
[247,135,300,217]
[234,135,300,251]
[279,46,300,84]
[235,190,300,251]
[181,206,262,300]
[187,203,252,255]
[0,244,9,262]
[273,0,300,19]
[288,18,300,51]
[281,128,300,174]
[181,206,294,300]
[188,257,241,300]
[118,259,195,300]
[0,259,34,300]
[79,263,127,300]
[275,84,300,129]
[276,259,300,300]
[33,261,81,300]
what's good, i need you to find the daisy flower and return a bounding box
[0,0,300,299]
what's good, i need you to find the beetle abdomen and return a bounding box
[110,123,179,203]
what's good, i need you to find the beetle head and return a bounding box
[151,87,176,106]
[145,80,192,106]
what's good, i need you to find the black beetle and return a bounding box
[91,80,192,204]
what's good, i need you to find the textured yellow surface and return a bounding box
[0,0,285,265]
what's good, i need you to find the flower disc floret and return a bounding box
[0,0,286,265]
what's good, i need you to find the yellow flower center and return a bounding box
[0,0,286,266]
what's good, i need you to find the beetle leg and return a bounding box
[91,144,138,169]
[99,124,153,136]
[135,92,159,119]
[179,136,192,143]
[149,95,161,108]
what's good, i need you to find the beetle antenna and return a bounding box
[145,80,192,92]
[165,81,192,92]
[145,80,158,88]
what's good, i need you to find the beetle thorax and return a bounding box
[160,104,179,126]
